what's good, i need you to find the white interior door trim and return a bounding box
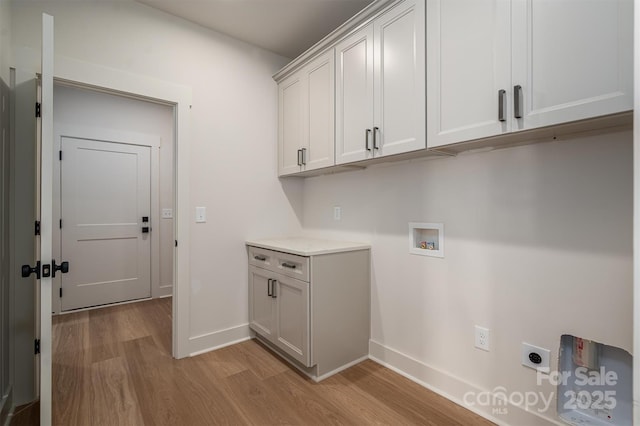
[40,13,54,426]
[633,0,639,422]
[52,124,161,313]
[49,55,191,359]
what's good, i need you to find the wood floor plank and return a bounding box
[42,297,497,426]
[342,361,492,426]
[52,311,91,426]
[90,357,145,426]
[224,369,307,425]
[8,402,39,426]
[220,340,291,380]
[121,336,185,426]
[262,369,359,426]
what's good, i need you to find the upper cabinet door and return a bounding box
[303,50,335,171]
[374,0,426,156]
[335,24,375,165]
[278,75,303,176]
[511,0,633,131]
[426,0,511,148]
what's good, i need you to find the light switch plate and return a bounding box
[162,208,173,219]
[195,207,206,223]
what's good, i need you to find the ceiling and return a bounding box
[134,0,375,59]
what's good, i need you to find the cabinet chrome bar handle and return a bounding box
[281,262,297,269]
[365,129,372,151]
[373,127,380,150]
[514,85,523,119]
[297,149,302,166]
[267,278,273,297]
[254,255,266,261]
[272,280,277,298]
[498,89,506,122]
[301,147,307,165]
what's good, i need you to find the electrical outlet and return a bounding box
[475,326,490,351]
[522,342,550,372]
[333,206,341,221]
[161,208,173,219]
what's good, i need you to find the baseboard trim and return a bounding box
[188,324,251,356]
[369,340,562,426]
[315,355,369,382]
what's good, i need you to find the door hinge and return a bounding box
[59,287,62,298]
[35,102,41,118]
[59,150,62,161]
[59,219,62,229]
[34,339,40,355]
[35,220,41,236]
[175,240,178,247]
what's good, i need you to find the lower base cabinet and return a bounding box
[247,242,370,381]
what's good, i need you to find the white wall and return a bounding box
[302,131,633,423]
[10,0,303,351]
[53,84,175,299]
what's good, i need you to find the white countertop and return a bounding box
[246,237,370,256]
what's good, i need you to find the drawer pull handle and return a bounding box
[267,278,273,297]
[254,255,267,261]
[281,262,297,269]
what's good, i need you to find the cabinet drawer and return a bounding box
[248,246,310,282]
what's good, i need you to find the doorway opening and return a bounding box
[51,83,175,313]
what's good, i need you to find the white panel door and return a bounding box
[303,50,335,171]
[374,0,426,156]
[427,0,511,148]
[60,137,151,311]
[511,0,633,131]
[278,75,303,176]
[275,275,310,367]
[335,24,374,164]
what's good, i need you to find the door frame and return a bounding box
[50,57,192,359]
[52,124,161,314]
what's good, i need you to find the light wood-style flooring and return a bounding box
[15,298,494,425]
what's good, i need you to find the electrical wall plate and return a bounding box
[522,342,551,372]
[475,325,490,351]
[195,206,206,223]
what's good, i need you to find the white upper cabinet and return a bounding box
[305,52,336,171]
[336,0,425,164]
[373,0,425,157]
[511,0,633,131]
[427,0,633,149]
[335,25,375,164]
[278,75,304,176]
[427,0,511,147]
[278,50,335,176]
